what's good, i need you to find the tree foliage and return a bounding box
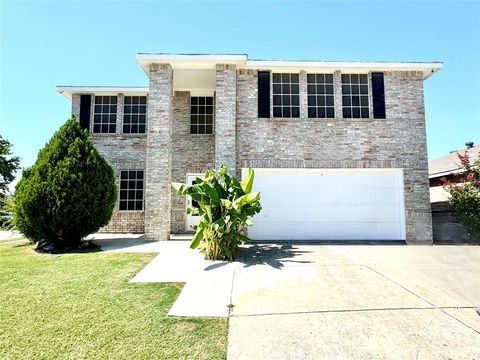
[0,135,20,230]
[14,117,117,249]
[442,151,480,235]
[172,166,262,260]
[0,135,20,200]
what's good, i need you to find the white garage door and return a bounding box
[244,168,406,241]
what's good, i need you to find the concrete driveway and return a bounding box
[228,244,480,360]
[102,237,479,359]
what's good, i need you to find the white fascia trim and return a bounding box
[246,60,443,69]
[136,53,247,62]
[56,86,149,100]
[247,60,443,78]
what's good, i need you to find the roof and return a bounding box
[57,53,443,98]
[136,53,442,79]
[429,144,480,178]
[56,86,149,100]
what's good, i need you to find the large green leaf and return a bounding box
[190,227,204,249]
[211,218,226,231]
[221,199,233,209]
[234,192,260,210]
[171,182,189,195]
[204,204,213,222]
[236,233,250,243]
[241,168,254,194]
[201,183,220,204]
[186,205,199,215]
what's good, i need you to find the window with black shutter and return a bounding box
[257,71,270,118]
[371,72,386,119]
[79,95,91,131]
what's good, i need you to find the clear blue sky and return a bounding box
[1,1,479,178]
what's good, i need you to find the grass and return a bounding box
[0,239,228,360]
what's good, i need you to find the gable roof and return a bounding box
[429,144,480,178]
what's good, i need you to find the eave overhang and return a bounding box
[56,86,149,100]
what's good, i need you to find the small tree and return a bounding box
[442,151,480,235]
[0,135,20,230]
[14,117,117,250]
[0,195,15,230]
[172,166,261,261]
[0,135,21,200]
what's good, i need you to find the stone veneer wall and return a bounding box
[144,64,173,240]
[215,64,237,175]
[71,95,147,234]
[235,69,432,244]
[170,91,215,233]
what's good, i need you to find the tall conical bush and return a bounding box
[14,116,117,249]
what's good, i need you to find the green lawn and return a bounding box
[0,239,228,360]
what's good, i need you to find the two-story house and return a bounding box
[57,53,442,244]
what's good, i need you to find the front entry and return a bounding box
[185,174,204,231]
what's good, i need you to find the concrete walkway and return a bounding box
[94,236,480,359]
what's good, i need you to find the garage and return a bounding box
[244,168,406,241]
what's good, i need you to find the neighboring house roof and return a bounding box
[136,53,443,79]
[429,144,480,179]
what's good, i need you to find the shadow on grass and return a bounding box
[33,241,103,255]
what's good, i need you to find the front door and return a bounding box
[185,174,203,231]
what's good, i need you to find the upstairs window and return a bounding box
[341,74,369,118]
[307,74,335,118]
[93,96,117,133]
[119,170,144,211]
[123,96,147,134]
[273,73,300,118]
[190,96,214,134]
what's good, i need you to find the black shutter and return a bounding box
[257,71,270,118]
[371,72,385,119]
[79,95,91,130]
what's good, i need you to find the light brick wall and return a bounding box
[72,93,81,120]
[71,93,147,234]
[215,64,237,175]
[144,64,173,240]
[235,69,432,244]
[70,66,433,243]
[170,91,215,233]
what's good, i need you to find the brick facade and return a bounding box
[215,64,237,175]
[71,95,147,234]
[170,91,215,233]
[235,70,432,243]
[144,64,173,240]
[68,59,435,244]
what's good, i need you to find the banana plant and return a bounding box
[171,165,261,260]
